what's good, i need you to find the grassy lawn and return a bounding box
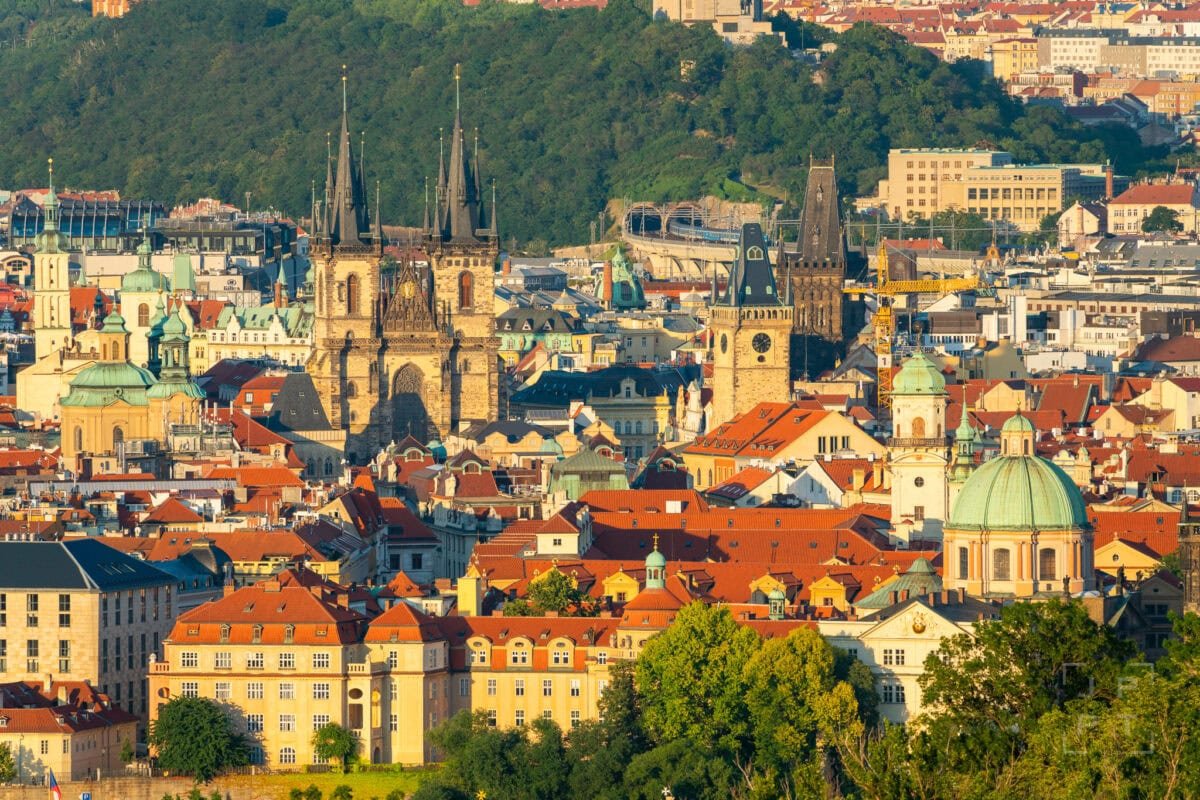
[217,768,437,800]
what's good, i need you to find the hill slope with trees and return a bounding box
[0,0,1153,246]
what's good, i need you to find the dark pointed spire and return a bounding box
[328,66,371,248]
[719,223,782,308]
[488,179,498,239]
[423,177,431,233]
[439,63,482,242]
[374,180,382,244]
[322,131,333,237]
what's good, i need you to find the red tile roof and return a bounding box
[1111,183,1196,206]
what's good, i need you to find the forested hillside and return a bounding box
[0,0,1151,245]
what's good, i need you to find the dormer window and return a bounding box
[251,624,263,644]
[284,624,295,644]
[219,624,230,643]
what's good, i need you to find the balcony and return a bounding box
[347,661,386,675]
[887,437,948,448]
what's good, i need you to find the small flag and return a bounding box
[48,770,61,800]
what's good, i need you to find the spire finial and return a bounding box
[341,64,348,117]
[454,62,461,111]
[652,532,660,552]
[47,157,54,194]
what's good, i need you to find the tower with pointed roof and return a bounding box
[776,157,846,346]
[307,67,501,461]
[708,222,793,424]
[425,63,501,429]
[1179,495,1200,614]
[33,158,72,361]
[120,235,169,369]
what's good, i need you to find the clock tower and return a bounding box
[709,223,793,425]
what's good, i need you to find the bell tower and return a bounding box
[709,223,793,424]
[33,158,71,360]
[888,352,950,544]
[1180,494,1200,614]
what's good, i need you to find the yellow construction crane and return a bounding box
[844,241,984,412]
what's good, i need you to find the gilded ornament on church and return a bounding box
[911,612,927,634]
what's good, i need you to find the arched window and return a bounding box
[459,271,474,309]
[283,624,295,644]
[138,303,150,328]
[324,458,333,477]
[346,274,360,316]
[958,546,969,580]
[911,417,926,439]
[219,624,230,642]
[345,382,357,399]
[992,548,1011,581]
[73,427,83,453]
[112,428,124,449]
[1039,548,1057,582]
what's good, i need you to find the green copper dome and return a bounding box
[61,363,157,408]
[163,311,187,337]
[645,547,667,570]
[893,352,946,395]
[947,453,1088,532]
[1002,413,1035,434]
[101,312,128,334]
[122,240,167,293]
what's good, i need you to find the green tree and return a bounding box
[567,661,648,800]
[302,785,322,800]
[0,743,15,785]
[1143,205,1184,233]
[311,723,360,774]
[635,603,760,756]
[148,696,248,783]
[120,738,135,765]
[329,786,352,800]
[527,569,590,615]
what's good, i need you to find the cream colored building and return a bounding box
[869,148,1011,221]
[989,38,1040,80]
[1107,183,1200,235]
[0,540,177,724]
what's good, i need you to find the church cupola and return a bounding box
[645,534,666,590]
[999,411,1035,457]
[768,588,786,620]
[98,311,130,363]
[35,158,68,255]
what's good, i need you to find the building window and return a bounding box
[247,652,264,670]
[58,594,70,627]
[279,683,295,700]
[312,714,330,731]
[510,647,529,666]
[313,653,331,670]
[459,678,470,697]
[280,653,295,670]
[346,274,360,315]
[883,649,906,666]
[958,547,969,580]
[515,679,525,697]
[882,683,907,704]
[181,682,199,698]
[283,625,295,645]
[487,679,496,696]
[389,714,398,732]
[215,682,232,700]
[993,548,1012,582]
[247,682,264,700]
[180,652,199,669]
[1039,548,1057,582]
[515,710,525,727]
[570,680,580,697]
[138,303,150,328]
[58,640,70,672]
[459,271,474,309]
[387,650,399,669]
[279,714,295,732]
[39,740,48,756]
[215,652,232,669]
[597,651,608,665]
[486,709,497,727]
[542,679,553,697]
[26,639,38,673]
[26,594,37,628]
[313,683,331,700]
[551,647,569,666]
[279,747,296,765]
[570,710,581,728]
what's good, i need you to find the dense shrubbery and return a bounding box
[0,0,1153,246]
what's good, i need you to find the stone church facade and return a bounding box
[308,75,502,461]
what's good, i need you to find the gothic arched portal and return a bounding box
[392,364,431,440]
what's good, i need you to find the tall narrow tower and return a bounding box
[888,352,950,544]
[33,159,71,360]
[709,223,793,424]
[1180,495,1200,615]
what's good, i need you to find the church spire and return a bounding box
[437,63,483,243]
[423,177,431,233]
[328,67,371,249]
[36,157,68,255]
[718,223,780,308]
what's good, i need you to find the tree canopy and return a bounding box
[1143,205,1185,233]
[311,722,359,774]
[0,0,1158,247]
[148,696,249,782]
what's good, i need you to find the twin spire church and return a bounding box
[307,68,502,461]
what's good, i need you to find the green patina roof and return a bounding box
[1002,413,1035,434]
[855,557,943,608]
[893,352,946,395]
[101,312,128,334]
[147,379,205,400]
[121,265,168,293]
[948,453,1088,532]
[172,253,197,293]
[645,547,666,570]
[163,311,187,337]
[214,304,314,339]
[61,363,157,408]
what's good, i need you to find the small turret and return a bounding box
[645,533,666,590]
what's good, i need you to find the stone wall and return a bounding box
[0,775,264,800]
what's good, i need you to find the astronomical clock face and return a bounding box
[720,333,728,354]
[752,333,771,354]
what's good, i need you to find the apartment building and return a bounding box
[0,539,176,723]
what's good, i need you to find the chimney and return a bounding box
[273,277,283,307]
[43,674,53,693]
[851,468,866,491]
[501,257,511,276]
[1105,163,1114,200]
[602,261,614,306]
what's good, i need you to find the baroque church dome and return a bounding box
[947,413,1088,532]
